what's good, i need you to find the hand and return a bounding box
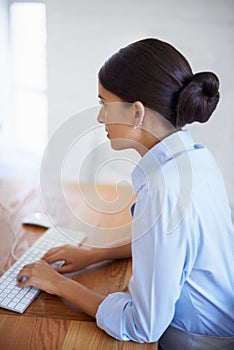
[17,260,64,294]
[42,245,93,273]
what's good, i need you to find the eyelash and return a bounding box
[98,100,107,109]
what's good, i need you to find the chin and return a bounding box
[110,139,130,151]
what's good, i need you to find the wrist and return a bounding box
[56,274,69,297]
[88,247,109,265]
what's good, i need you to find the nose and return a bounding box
[97,106,105,124]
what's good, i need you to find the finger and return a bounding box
[17,268,31,283]
[42,247,61,259]
[55,264,72,273]
[17,277,30,288]
[16,259,41,280]
[18,260,40,276]
[43,252,63,264]
[20,263,35,270]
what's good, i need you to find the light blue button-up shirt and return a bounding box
[96,129,234,342]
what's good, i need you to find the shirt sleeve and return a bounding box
[96,183,197,342]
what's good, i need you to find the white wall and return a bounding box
[0,1,47,180]
[45,0,234,214]
[0,0,10,141]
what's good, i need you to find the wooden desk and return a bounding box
[0,179,158,350]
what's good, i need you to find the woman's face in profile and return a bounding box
[97,81,137,150]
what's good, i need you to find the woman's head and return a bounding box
[98,38,220,129]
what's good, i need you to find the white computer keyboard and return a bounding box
[0,227,87,314]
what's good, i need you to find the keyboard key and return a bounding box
[15,303,27,313]
[8,301,17,308]
[1,297,12,306]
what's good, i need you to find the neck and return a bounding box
[136,127,177,157]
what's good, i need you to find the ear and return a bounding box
[133,101,145,127]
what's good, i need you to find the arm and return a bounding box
[90,238,132,262]
[16,238,132,318]
[41,238,132,274]
[96,187,196,342]
[17,259,104,318]
[58,276,104,318]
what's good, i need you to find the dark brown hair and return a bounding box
[98,38,220,128]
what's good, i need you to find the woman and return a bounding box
[17,38,234,349]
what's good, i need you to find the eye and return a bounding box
[98,100,107,109]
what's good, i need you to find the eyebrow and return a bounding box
[98,94,105,101]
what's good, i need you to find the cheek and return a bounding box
[105,104,130,124]
[108,125,134,146]
[105,112,131,131]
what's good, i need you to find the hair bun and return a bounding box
[176,71,220,127]
[196,72,219,98]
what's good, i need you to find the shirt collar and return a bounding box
[131,129,195,196]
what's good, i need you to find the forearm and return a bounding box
[58,276,104,318]
[56,240,131,317]
[90,240,132,264]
